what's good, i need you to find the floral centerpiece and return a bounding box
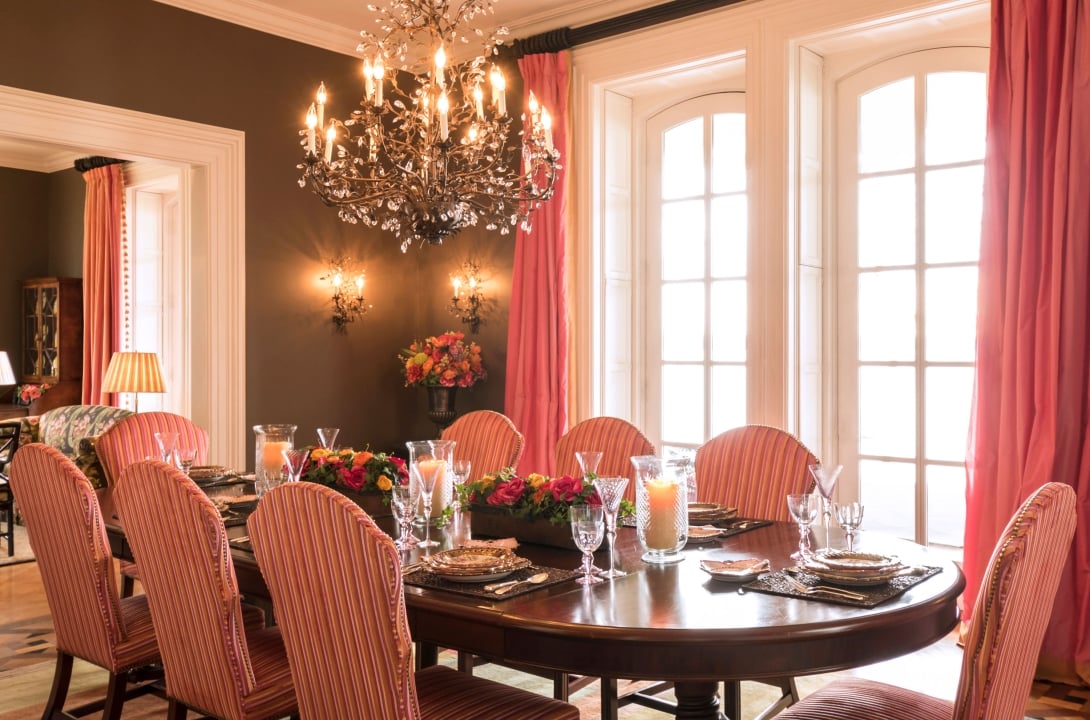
[15,382,52,406]
[400,331,486,388]
[458,468,634,525]
[300,447,408,493]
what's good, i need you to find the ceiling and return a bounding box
[1,0,659,171]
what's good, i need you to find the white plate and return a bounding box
[700,558,770,583]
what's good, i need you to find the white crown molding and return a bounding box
[0,138,81,173]
[153,0,362,56]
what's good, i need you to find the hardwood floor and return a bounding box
[1,559,1086,719]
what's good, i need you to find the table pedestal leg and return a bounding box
[673,681,726,720]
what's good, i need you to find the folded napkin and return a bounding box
[462,537,520,550]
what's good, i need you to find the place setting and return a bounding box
[401,547,580,600]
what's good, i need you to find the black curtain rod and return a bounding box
[73,156,125,173]
[511,0,750,56]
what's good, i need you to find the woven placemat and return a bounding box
[742,566,944,607]
[404,565,581,601]
[620,516,772,539]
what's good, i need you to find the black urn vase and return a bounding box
[426,386,458,436]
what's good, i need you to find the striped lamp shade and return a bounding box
[0,351,15,386]
[102,352,166,394]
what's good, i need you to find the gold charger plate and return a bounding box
[190,465,231,479]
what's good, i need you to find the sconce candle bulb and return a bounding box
[323,257,371,331]
[449,260,484,333]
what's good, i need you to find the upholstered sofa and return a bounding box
[14,405,134,488]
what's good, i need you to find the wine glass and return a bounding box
[451,459,472,488]
[570,504,605,585]
[808,463,842,547]
[281,448,309,483]
[412,461,442,550]
[176,447,198,477]
[786,493,819,561]
[154,432,179,466]
[316,427,340,451]
[592,476,629,579]
[575,451,603,479]
[834,501,865,552]
[390,481,420,551]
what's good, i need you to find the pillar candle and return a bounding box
[645,477,679,550]
[417,458,447,517]
[262,441,290,477]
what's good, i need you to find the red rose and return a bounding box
[549,475,584,503]
[487,477,527,506]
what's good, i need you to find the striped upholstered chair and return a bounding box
[695,424,817,522]
[115,460,296,720]
[441,410,524,481]
[96,411,210,488]
[777,481,1077,720]
[247,481,579,720]
[554,416,654,502]
[8,444,161,720]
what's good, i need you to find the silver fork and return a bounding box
[782,574,867,601]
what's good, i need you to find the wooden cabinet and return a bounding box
[21,278,83,411]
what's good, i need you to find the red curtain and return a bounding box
[505,52,570,475]
[81,164,123,405]
[965,0,1090,684]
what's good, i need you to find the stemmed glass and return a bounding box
[154,432,179,466]
[390,481,420,551]
[786,493,819,561]
[451,459,472,490]
[592,476,628,579]
[412,461,442,550]
[176,447,198,477]
[575,451,603,479]
[316,427,340,451]
[808,464,842,548]
[834,502,865,552]
[281,448,309,483]
[570,504,605,586]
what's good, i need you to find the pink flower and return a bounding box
[487,476,527,506]
[549,475,584,503]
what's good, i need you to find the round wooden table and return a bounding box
[402,520,964,720]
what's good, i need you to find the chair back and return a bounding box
[0,420,21,477]
[37,405,133,457]
[248,482,421,720]
[115,460,256,719]
[97,412,209,487]
[695,425,817,521]
[442,410,524,481]
[953,481,1076,720]
[8,443,125,667]
[554,417,654,502]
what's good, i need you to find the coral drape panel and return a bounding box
[505,52,570,475]
[965,0,1090,684]
[81,164,123,405]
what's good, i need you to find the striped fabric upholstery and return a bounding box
[115,460,296,720]
[248,482,579,720]
[695,425,817,522]
[442,410,525,481]
[8,444,161,717]
[554,417,654,502]
[97,411,209,488]
[777,482,1077,720]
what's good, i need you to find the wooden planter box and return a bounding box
[469,505,576,551]
[337,488,392,519]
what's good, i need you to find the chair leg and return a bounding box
[456,651,475,674]
[43,651,74,719]
[121,573,135,599]
[101,671,127,720]
[166,698,188,720]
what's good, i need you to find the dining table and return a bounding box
[97,484,965,720]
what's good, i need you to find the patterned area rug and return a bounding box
[0,526,34,567]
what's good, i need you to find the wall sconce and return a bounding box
[322,258,370,331]
[449,260,484,333]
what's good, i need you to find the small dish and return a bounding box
[700,558,770,582]
[687,526,723,544]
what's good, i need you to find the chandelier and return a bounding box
[298,0,561,252]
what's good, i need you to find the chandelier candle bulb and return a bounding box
[305,103,317,156]
[364,59,374,99]
[435,45,446,88]
[438,92,450,141]
[473,84,484,120]
[316,82,326,129]
[324,121,335,163]
[491,65,506,116]
[373,57,384,107]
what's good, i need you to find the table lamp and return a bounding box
[101,351,166,413]
[0,352,15,403]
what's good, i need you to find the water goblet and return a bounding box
[786,493,819,561]
[176,447,198,477]
[808,463,843,547]
[451,459,472,488]
[575,451,603,479]
[390,481,420,551]
[592,476,629,579]
[281,448,309,483]
[154,432,179,466]
[834,501,865,552]
[316,427,340,451]
[412,461,442,550]
[570,504,605,586]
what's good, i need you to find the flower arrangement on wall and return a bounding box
[400,331,486,388]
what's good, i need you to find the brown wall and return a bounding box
[1,0,519,456]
